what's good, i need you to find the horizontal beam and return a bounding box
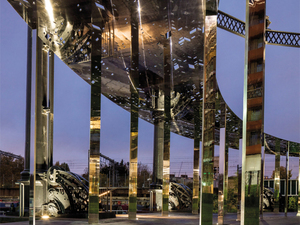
[217,10,245,37]
[266,30,300,47]
[217,11,300,48]
[0,150,23,160]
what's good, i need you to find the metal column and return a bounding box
[192,96,201,214]
[128,0,139,219]
[35,34,52,215]
[285,142,289,217]
[162,33,171,216]
[260,136,265,218]
[151,88,164,191]
[297,146,300,216]
[200,1,218,224]
[218,97,226,225]
[30,22,53,220]
[242,0,266,224]
[274,138,280,213]
[48,50,54,168]
[20,25,33,218]
[88,4,102,223]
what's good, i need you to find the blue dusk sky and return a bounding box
[0,0,299,178]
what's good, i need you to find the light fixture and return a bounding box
[41,215,49,219]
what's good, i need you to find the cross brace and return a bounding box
[217,10,300,48]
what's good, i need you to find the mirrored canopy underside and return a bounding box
[7,0,299,156]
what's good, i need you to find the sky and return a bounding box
[0,0,299,179]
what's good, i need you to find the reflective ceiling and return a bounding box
[9,0,204,139]
[7,0,299,155]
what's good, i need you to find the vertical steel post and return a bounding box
[224,106,230,216]
[285,142,289,217]
[128,0,139,219]
[297,147,300,216]
[21,25,32,182]
[31,20,50,219]
[150,191,153,212]
[110,191,113,212]
[162,32,171,216]
[260,135,265,218]
[48,50,54,168]
[237,138,243,222]
[274,138,280,213]
[242,0,266,224]
[20,25,33,218]
[88,3,102,223]
[35,28,51,217]
[218,97,226,225]
[151,88,164,190]
[200,1,218,224]
[192,97,201,214]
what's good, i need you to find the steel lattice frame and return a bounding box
[217,10,245,37]
[266,30,300,47]
[217,10,300,48]
[0,150,23,160]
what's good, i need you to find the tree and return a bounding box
[271,166,292,179]
[81,160,152,188]
[0,155,24,188]
[82,167,88,180]
[137,163,152,188]
[54,161,70,171]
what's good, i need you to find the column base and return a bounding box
[128,212,137,220]
[192,210,199,215]
[88,214,99,224]
[162,211,168,216]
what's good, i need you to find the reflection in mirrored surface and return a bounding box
[242,0,267,224]
[201,0,218,222]
[7,0,205,140]
[285,142,289,216]
[88,3,103,222]
[128,0,139,219]
[217,93,226,224]
[273,138,281,213]
[4,0,300,224]
[298,146,300,216]
[162,31,171,216]
[192,95,201,214]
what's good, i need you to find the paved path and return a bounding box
[1,212,299,224]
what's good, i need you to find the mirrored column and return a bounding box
[20,25,33,218]
[34,31,52,218]
[151,88,164,190]
[162,35,171,216]
[48,50,54,168]
[274,138,280,213]
[128,0,139,219]
[192,96,201,214]
[298,145,300,216]
[218,95,226,225]
[88,5,102,223]
[242,1,266,224]
[260,135,265,218]
[200,1,218,224]
[237,138,243,221]
[285,142,289,217]
[224,107,241,221]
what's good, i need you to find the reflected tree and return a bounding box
[54,161,70,171]
[0,155,24,188]
[271,166,292,179]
